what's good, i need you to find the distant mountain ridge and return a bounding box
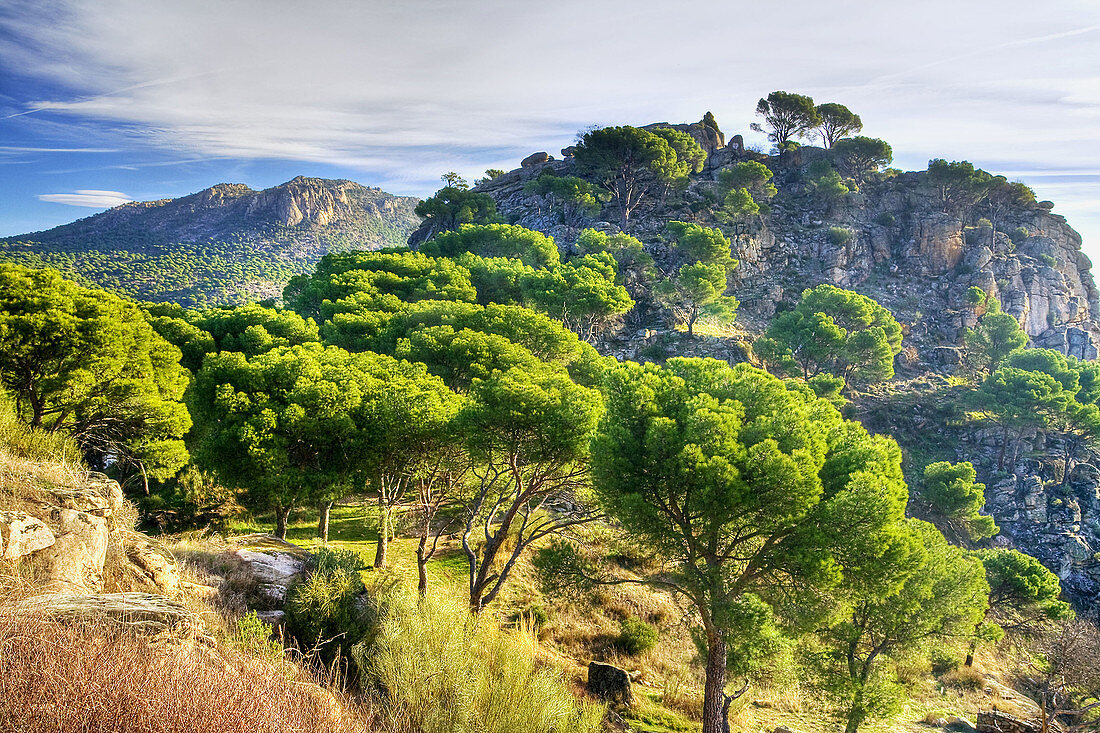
[0,177,421,306]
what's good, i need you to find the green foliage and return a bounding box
[961,304,1028,376]
[751,91,821,147]
[573,125,683,229]
[927,159,992,215]
[827,226,853,246]
[965,286,986,305]
[655,222,738,336]
[874,212,896,227]
[233,610,283,661]
[977,548,1073,630]
[815,102,863,148]
[922,461,998,541]
[1039,253,1057,267]
[0,264,190,478]
[310,545,365,575]
[574,228,656,285]
[762,284,903,389]
[414,185,503,236]
[139,465,243,533]
[285,564,370,670]
[717,161,775,219]
[1011,226,1030,244]
[831,137,892,184]
[353,586,604,733]
[524,170,602,225]
[520,252,634,342]
[618,617,659,656]
[648,126,707,176]
[592,357,909,732]
[475,169,507,185]
[424,224,560,269]
[806,160,851,207]
[816,520,989,733]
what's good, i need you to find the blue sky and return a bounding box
[2,0,1100,260]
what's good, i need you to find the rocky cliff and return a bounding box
[0,177,421,306]
[446,119,1100,607]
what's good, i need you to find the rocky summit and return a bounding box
[430,116,1100,607]
[0,177,421,306]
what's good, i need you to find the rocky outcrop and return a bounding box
[230,534,311,604]
[3,469,182,597]
[0,511,54,560]
[976,711,1041,733]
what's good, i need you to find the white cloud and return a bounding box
[4,0,1100,252]
[37,189,132,208]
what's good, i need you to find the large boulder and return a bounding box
[114,530,182,596]
[40,508,108,592]
[0,511,55,560]
[587,661,633,706]
[521,151,553,168]
[976,711,1041,733]
[18,592,202,635]
[231,534,311,603]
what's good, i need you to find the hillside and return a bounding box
[0,177,421,306]
[428,119,1100,608]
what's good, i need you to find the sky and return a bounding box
[2,0,1099,259]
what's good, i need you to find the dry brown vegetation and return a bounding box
[0,601,373,733]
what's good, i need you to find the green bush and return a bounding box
[617,617,659,656]
[285,568,371,671]
[826,226,853,246]
[873,212,896,227]
[1010,226,1029,244]
[353,586,604,733]
[233,610,284,661]
[965,286,986,305]
[309,545,364,576]
[1039,253,1057,268]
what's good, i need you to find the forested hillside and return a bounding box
[2,93,1100,733]
[0,177,421,305]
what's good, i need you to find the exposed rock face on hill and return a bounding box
[465,143,1099,363]
[0,177,421,306]
[452,119,1100,607]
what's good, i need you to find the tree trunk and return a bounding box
[417,533,428,596]
[138,460,149,497]
[374,510,388,569]
[845,704,867,733]
[274,505,291,540]
[318,501,332,543]
[702,630,729,733]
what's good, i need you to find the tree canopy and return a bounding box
[815,102,863,148]
[831,137,892,185]
[0,264,191,481]
[655,222,739,336]
[759,285,903,389]
[589,358,910,733]
[751,91,821,148]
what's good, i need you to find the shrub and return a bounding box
[617,617,659,656]
[1010,226,1029,244]
[1039,253,1057,268]
[233,611,283,662]
[826,226,853,246]
[873,212,896,227]
[354,586,604,733]
[310,546,364,576]
[966,286,986,305]
[285,568,371,672]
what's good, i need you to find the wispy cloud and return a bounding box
[3,0,1100,252]
[37,189,131,207]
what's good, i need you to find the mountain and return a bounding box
[0,176,421,306]
[436,120,1100,605]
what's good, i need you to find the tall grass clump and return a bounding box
[355,586,605,733]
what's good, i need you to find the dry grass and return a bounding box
[0,599,373,733]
